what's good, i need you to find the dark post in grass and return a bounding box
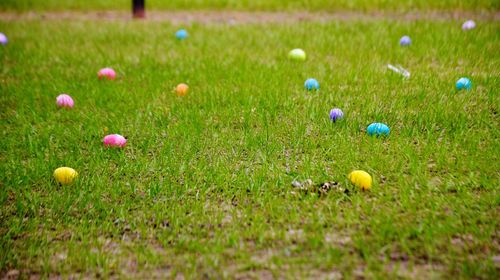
[132,0,145,19]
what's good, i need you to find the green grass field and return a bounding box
[1,6,499,280]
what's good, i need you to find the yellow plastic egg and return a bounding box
[53,167,78,185]
[348,170,372,190]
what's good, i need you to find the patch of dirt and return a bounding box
[250,249,276,265]
[286,228,304,242]
[385,262,444,279]
[0,10,498,23]
[2,270,19,280]
[324,232,352,248]
[308,270,343,280]
[234,269,274,280]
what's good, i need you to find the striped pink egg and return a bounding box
[103,134,127,148]
[98,68,116,80]
[56,94,74,108]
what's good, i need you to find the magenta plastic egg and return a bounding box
[103,134,127,148]
[98,68,116,80]
[56,94,74,108]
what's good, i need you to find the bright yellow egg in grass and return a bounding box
[53,167,78,185]
[348,170,372,190]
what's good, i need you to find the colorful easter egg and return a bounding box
[0,33,8,45]
[103,134,127,148]
[367,123,390,137]
[329,108,344,122]
[348,170,372,190]
[175,29,188,40]
[288,48,306,61]
[54,167,78,185]
[304,78,319,91]
[462,20,476,31]
[456,77,472,90]
[176,83,189,96]
[98,68,116,80]
[56,94,74,108]
[399,35,411,46]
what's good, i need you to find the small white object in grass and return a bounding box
[462,20,476,31]
[387,64,410,79]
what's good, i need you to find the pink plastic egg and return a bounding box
[98,68,116,80]
[56,94,74,108]
[103,134,127,148]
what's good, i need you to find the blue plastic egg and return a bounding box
[400,35,411,46]
[175,29,188,40]
[456,77,472,90]
[304,78,320,91]
[367,123,390,137]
